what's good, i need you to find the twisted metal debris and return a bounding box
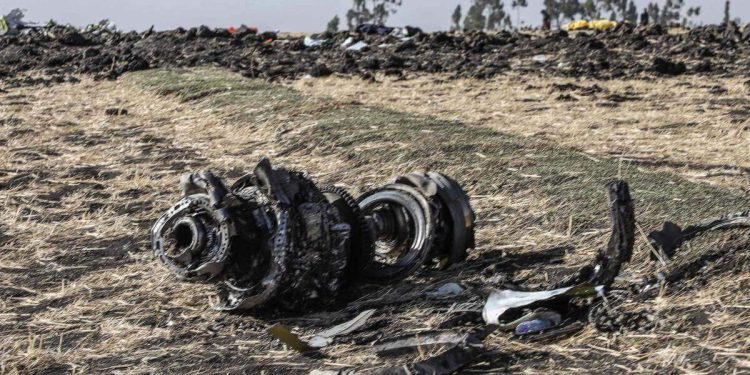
[649,209,750,260]
[151,157,475,311]
[552,180,635,290]
[357,172,475,283]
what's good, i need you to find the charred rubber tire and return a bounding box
[356,184,436,283]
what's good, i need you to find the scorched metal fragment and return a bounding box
[356,172,475,283]
[152,158,351,311]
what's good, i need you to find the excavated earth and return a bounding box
[1,22,750,88]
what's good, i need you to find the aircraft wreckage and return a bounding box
[151,157,642,324]
[151,157,475,311]
[148,157,655,371]
[144,155,750,370]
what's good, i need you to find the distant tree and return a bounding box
[646,2,660,24]
[463,1,487,31]
[643,0,698,27]
[544,0,585,26]
[451,5,462,31]
[581,0,599,19]
[723,0,731,25]
[660,0,684,26]
[346,0,402,30]
[463,0,512,31]
[596,0,634,21]
[511,0,528,26]
[346,0,369,29]
[685,6,701,26]
[626,0,638,24]
[326,15,340,33]
[486,0,512,30]
[372,2,389,24]
[559,0,582,22]
[543,0,562,27]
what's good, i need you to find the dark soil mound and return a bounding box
[1,22,749,87]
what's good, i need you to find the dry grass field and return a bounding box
[1,68,749,374]
[292,74,750,190]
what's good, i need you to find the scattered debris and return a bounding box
[481,180,633,340]
[309,309,376,348]
[649,210,750,259]
[426,282,465,298]
[565,20,589,31]
[0,9,27,36]
[589,290,656,333]
[267,324,314,353]
[83,19,118,34]
[549,180,635,289]
[104,108,128,116]
[518,321,586,342]
[340,36,355,48]
[373,330,477,357]
[513,309,562,335]
[309,63,332,77]
[588,180,636,288]
[370,333,484,374]
[686,310,711,326]
[515,316,560,335]
[356,24,394,36]
[346,41,369,51]
[652,57,687,75]
[482,284,600,325]
[267,310,376,352]
[304,34,328,48]
[3,22,750,86]
[565,19,618,31]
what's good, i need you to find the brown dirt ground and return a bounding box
[1,69,749,374]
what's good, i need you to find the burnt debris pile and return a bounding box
[151,157,475,311]
[2,22,750,87]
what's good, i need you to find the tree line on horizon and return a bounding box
[327,0,740,32]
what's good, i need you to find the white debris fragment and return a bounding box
[482,284,602,325]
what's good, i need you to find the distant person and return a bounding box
[541,10,551,31]
[640,9,649,26]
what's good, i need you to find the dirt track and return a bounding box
[1,69,749,373]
